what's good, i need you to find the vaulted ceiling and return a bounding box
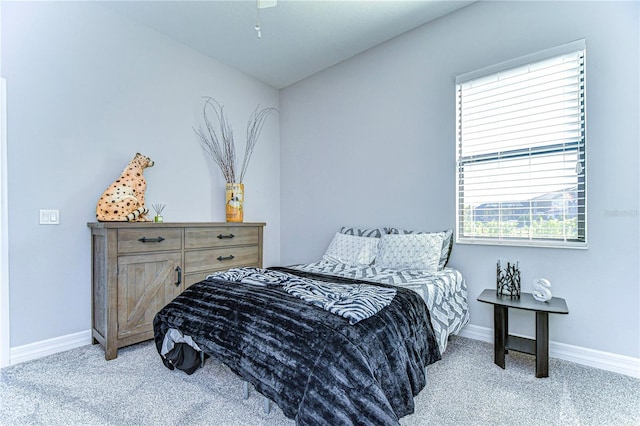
[100,1,475,89]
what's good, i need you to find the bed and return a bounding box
[153,226,469,425]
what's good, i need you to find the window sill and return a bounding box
[456,238,588,250]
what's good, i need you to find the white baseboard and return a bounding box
[9,330,93,366]
[6,326,640,379]
[458,324,640,379]
[457,323,493,344]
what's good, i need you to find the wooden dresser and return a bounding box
[88,222,265,360]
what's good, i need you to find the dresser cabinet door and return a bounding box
[117,252,182,340]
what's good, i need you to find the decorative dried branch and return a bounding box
[194,97,277,184]
[240,105,278,183]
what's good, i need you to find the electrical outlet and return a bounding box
[39,209,60,225]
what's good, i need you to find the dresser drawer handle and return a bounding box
[217,255,235,262]
[138,236,165,243]
[217,233,235,240]
[175,266,182,287]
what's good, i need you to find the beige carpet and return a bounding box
[1,336,638,425]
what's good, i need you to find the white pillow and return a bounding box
[376,233,444,271]
[389,228,453,270]
[322,232,380,266]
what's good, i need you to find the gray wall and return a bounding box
[281,1,639,358]
[2,0,638,361]
[2,2,280,347]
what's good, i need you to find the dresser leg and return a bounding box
[105,343,118,361]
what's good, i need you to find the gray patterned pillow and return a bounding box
[376,233,444,271]
[323,232,380,266]
[340,226,389,238]
[389,228,453,270]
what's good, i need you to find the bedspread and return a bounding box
[153,267,441,425]
[291,261,470,353]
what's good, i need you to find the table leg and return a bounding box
[536,311,549,378]
[504,308,509,354]
[494,305,507,369]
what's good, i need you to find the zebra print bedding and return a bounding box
[291,260,469,353]
[153,267,441,425]
[282,279,395,325]
[210,267,397,325]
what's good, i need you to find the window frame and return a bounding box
[455,40,587,249]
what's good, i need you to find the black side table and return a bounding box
[477,289,569,378]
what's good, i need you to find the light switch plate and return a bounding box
[40,209,59,225]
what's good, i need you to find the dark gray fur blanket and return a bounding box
[153,267,441,425]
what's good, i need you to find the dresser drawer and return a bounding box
[184,246,260,273]
[184,226,260,249]
[117,228,182,254]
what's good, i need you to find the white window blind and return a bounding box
[455,40,586,248]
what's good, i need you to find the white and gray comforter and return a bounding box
[291,260,469,353]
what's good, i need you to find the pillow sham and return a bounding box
[323,232,380,266]
[376,233,444,271]
[340,226,389,239]
[388,228,453,269]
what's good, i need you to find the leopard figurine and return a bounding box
[95,153,154,222]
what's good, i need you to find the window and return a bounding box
[455,40,586,248]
